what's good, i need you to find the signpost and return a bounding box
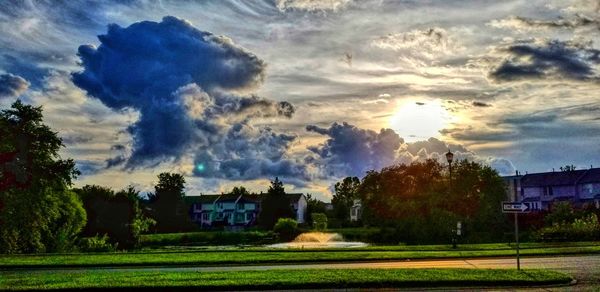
[502,202,530,270]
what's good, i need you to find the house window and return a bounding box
[202,213,209,220]
[237,204,244,210]
[246,213,253,221]
[548,187,553,197]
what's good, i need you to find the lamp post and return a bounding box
[445,149,454,183]
[445,150,457,248]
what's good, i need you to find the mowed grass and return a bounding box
[1,244,599,268]
[0,269,572,290]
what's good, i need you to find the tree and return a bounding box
[311,213,328,230]
[332,177,360,224]
[305,193,327,224]
[258,177,294,229]
[75,185,155,249]
[149,172,192,232]
[0,100,85,253]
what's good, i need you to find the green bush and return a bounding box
[79,234,116,252]
[311,213,327,231]
[535,213,600,242]
[273,218,299,241]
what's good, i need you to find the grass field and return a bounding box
[0,269,572,290]
[1,243,599,269]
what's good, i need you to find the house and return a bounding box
[349,199,362,222]
[502,168,600,211]
[186,193,307,228]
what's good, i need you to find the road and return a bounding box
[15,255,600,291]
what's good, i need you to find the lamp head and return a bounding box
[445,150,454,164]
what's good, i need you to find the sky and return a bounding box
[1,0,600,200]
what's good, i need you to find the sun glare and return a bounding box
[389,99,450,142]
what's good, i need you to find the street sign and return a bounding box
[502,202,530,213]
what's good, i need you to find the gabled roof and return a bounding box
[577,168,600,184]
[215,193,240,202]
[285,193,304,203]
[184,194,220,204]
[520,170,588,187]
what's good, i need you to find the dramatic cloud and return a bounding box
[307,122,403,177]
[490,40,600,81]
[0,73,29,98]
[307,122,515,177]
[275,0,351,12]
[73,16,297,180]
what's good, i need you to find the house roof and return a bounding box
[185,193,304,204]
[184,194,220,204]
[215,193,240,202]
[577,168,600,184]
[520,170,588,187]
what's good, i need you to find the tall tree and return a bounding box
[0,101,85,253]
[258,177,294,229]
[150,172,191,232]
[332,177,360,224]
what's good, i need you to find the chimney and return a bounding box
[552,168,555,172]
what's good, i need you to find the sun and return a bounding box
[389,99,451,142]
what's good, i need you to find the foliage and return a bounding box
[536,213,600,242]
[273,218,299,241]
[257,177,294,229]
[356,159,508,244]
[545,202,578,226]
[305,193,327,224]
[0,101,84,253]
[79,234,116,252]
[140,231,277,247]
[332,176,360,225]
[311,213,327,230]
[148,172,192,233]
[75,185,154,249]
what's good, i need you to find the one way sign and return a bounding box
[502,202,530,213]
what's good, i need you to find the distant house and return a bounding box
[349,199,362,222]
[186,193,307,229]
[502,168,600,211]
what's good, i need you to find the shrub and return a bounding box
[311,213,327,231]
[79,234,116,252]
[273,218,299,241]
[535,213,600,242]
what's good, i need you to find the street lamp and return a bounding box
[445,150,458,248]
[445,149,454,178]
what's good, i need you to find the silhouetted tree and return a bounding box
[332,176,360,224]
[0,101,85,253]
[150,172,192,232]
[75,185,154,249]
[258,177,294,229]
[305,193,327,224]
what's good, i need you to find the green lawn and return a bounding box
[0,269,572,290]
[1,244,599,268]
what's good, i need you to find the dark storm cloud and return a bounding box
[73,16,299,181]
[490,40,600,81]
[0,73,29,98]
[192,122,310,185]
[306,122,403,177]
